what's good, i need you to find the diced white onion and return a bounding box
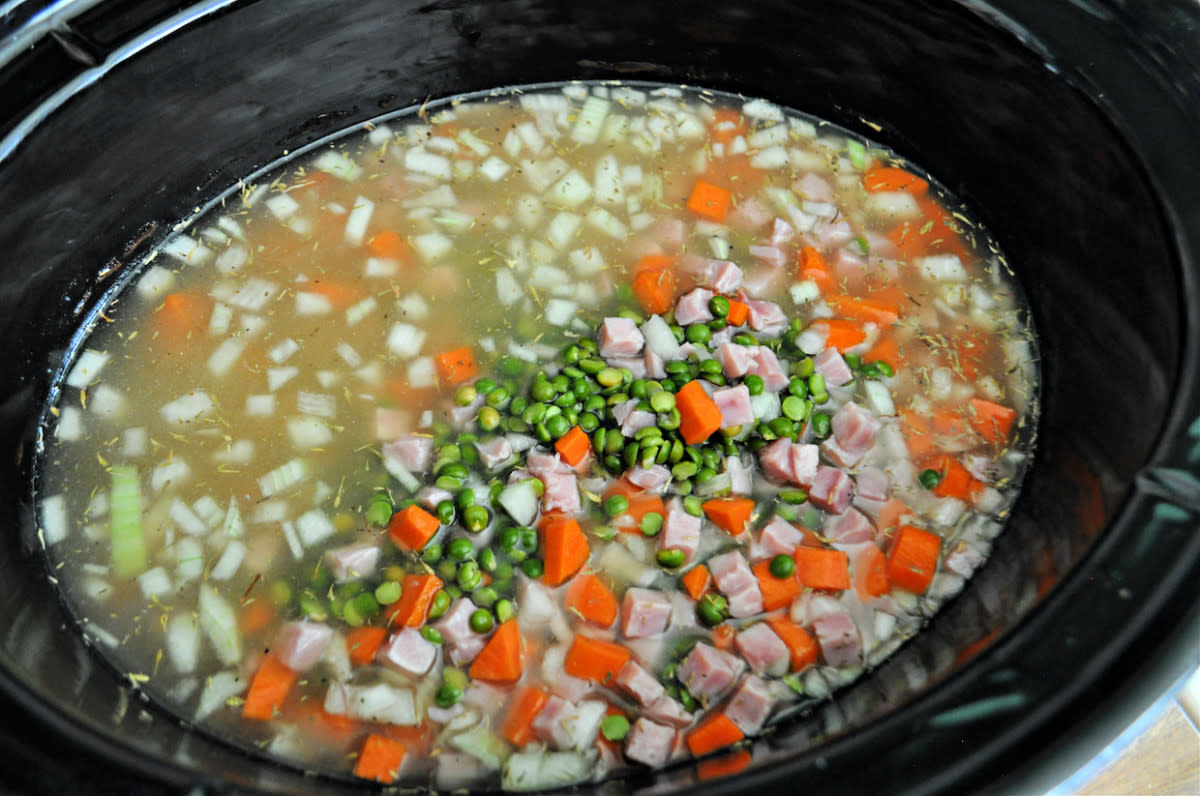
[66,349,111,389]
[197,584,241,666]
[387,322,427,359]
[40,493,68,545]
[259,458,310,497]
[287,415,332,449]
[136,266,176,301]
[346,296,377,326]
[170,499,209,536]
[137,566,173,599]
[296,509,336,547]
[268,337,300,364]
[162,234,214,266]
[165,613,200,673]
[207,338,247,377]
[160,391,214,425]
[313,150,362,181]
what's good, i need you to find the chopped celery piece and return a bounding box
[197,584,241,666]
[109,465,146,578]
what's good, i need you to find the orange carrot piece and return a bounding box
[887,196,967,260]
[701,497,755,536]
[752,559,802,611]
[238,598,275,636]
[633,253,676,274]
[925,454,985,502]
[697,748,752,781]
[874,497,912,538]
[686,179,733,223]
[388,504,441,551]
[712,623,737,651]
[385,573,443,627]
[433,346,479,386]
[604,480,667,531]
[686,712,744,756]
[676,380,723,445]
[306,280,360,309]
[565,573,619,627]
[724,298,750,327]
[886,524,942,594]
[898,409,937,460]
[681,564,712,601]
[500,686,550,747]
[539,516,590,587]
[554,425,591,467]
[632,263,678,316]
[792,547,851,591]
[709,108,747,144]
[366,229,412,260]
[154,292,212,343]
[968,397,1018,446]
[798,246,836,293]
[563,635,631,684]
[765,616,820,671]
[865,334,903,372]
[353,733,408,784]
[242,656,298,720]
[854,544,891,599]
[863,166,929,195]
[469,618,524,683]
[345,626,388,666]
[826,294,901,326]
[812,318,867,352]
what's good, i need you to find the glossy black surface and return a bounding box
[0,0,1196,793]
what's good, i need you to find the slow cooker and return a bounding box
[0,0,1197,793]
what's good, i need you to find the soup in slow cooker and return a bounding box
[37,82,1036,789]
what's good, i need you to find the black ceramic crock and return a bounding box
[0,1,1197,793]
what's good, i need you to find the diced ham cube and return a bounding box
[822,435,864,468]
[813,611,862,667]
[620,409,657,436]
[749,244,787,268]
[621,588,673,639]
[725,454,753,495]
[526,449,572,479]
[474,436,514,470]
[758,438,819,487]
[274,621,333,672]
[627,464,671,494]
[855,466,891,502]
[597,317,644,358]
[615,660,666,707]
[794,173,834,202]
[644,349,667,379]
[435,598,488,666]
[644,695,694,728]
[707,260,744,294]
[812,348,854,387]
[726,587,765,618]
[377,626,439,676]
[417,485,454,511]
[745,298,788,336]
[677,642,745,700]
[532,694,578,750]
[758,515,809,557]
[945,544,985,578]
[768,218,795,247]
[707,551,757,597]
[609,356,648,380]
[624,718,676,768]
[831,402,881,464]
[661,498,702,564]
[675,288,715,325]
[736,623,790,676]
[325,541,380,582]
[715,341,755,378]
[714,384,754,428]
[541,470,581,515]
[383,434,432,473]
[446,394,484,430]
[747,346,789,390]
[808,466,855,514]
[824,506,875,544]
[725,674,775,734]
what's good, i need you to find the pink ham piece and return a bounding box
[708,551,764,618]
[644,349,667,379]
[540,469,581,515]
[645,695,694,728]
[621,408,657,436]
[707,260,744,294]
[377,626,438,676]
[677,642,745,700]
[758,438,819,487]
[608,356,648,380]
[725,454,753,495]
[661,498,702,564]
[615,660,666,707]
[735,622,790,676]
[446,394,485,430]
[813,612,862,667]
[525,446,573,481]
[621,588,673,639]
[855,466,891,502]
[474,436,513,470]
[715,341,755,378]
[383,434,433,473]
[434,598,487,666]
[624,718,676,768]
[794,173,834,202]
[824,507,875,544]
[325,542,380,583]
[945,544,985,578]
[627,465,672,494]
[274,620,333,672]
[675,288,715,325]
[815,218,855,249]
[725,674,775,735]
[758,515,809,557]
[808,466,855,514]
[713,384,754,428]
[831,402,882,464]
[744,298,788,336]
[597,317,644,358]
[532,694,578,750]
[417,485,454,510]
[746,346,789,390]
[768,217,796,247]
[749,244,787,268]
[812,348,854,387]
